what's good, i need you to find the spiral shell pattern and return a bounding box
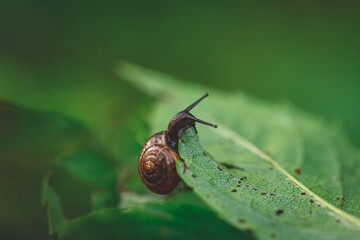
[138,143,180,194]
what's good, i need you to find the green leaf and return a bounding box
[56,149,119,210]
[42,175,251,240]
[61,204,251,240]
[57,149,118,189]
[118,63,360,239]
[41,173,69,234]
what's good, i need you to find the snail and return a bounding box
[138,93,217,194]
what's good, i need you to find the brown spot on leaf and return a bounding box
[276,209,284,216]
[231,189,237,193]
[238,180,242,184]
[301,192,306,195]
[261,193,267,196]
[229,174,234,178]
[271,233,276,238]
[191,174,196,178]
[336,219,340,223]
[238,219,246,224]
[203,151,207,156]
[270,193,276,197]
[310,199,315,203]
[236,185,241,187]
[221,162,245,171]
[206,194,210,198]
[337,196,346,202]
[295,168,301,174]
[218,166,224,171]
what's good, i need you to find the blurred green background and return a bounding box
[0,1,359,239]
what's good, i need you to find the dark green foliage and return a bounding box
[42,179,250,240]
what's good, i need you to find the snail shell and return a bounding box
[138,131,180,194]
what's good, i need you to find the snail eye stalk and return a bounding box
[183,93,209,112]
[183,93,217,128]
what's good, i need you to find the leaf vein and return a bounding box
[213,123,360,228]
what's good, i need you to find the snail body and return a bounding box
[138,94,217,194]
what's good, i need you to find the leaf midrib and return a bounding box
[208,120,360,228]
